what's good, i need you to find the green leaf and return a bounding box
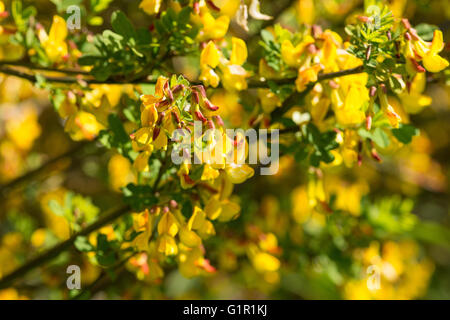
[392,124,419,144]
[96,233,110,251]
[178,6,192,25]
[96,250,116,267]
[74,236,94,252]
[415,23,439,41]
[99,114,134,158]
[122,183,158,211]
[372,127,390,148]
[50,89,66,112]
[189,164,205,181]
[111,10,136,40]
[48,200,65,216]
[261,29,275,43]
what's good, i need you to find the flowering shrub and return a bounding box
[0,0,449,299]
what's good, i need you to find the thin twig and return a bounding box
[0,204,130,289]
[0,64,364,89]
[0,61,90,75]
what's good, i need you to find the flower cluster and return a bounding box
[132,76,254,187]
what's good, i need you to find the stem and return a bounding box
[0,65,146,84]
[0,204,130,289]
[0,61,90,75]
[0,65,364,88]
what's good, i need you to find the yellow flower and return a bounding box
[178,246,213,278]
[40,189,71,240]
[179,227,202,248]
[225,164,254,184]
[199,67,220,88]
[414,30,449,73]
[83,84,124,109]
[331,71,369,126]
[39,15,68,63]
[199,41,221,86]
[31,229,47,248]
[213,0,240,17]
[398,73,432,114]
[248,243,281,273]
[259,233,278,252]
[177,162,195,189]
[307,84,330,125]
[201,41,221,68]
[141,106,158,129]
[204,196,240,222]
[0,1,7,19]
[5,105,41,151]
[295,64,322,92]
[197,12,230,41]
[252,252,280,272]
[281,36,315,68]
[230,37,248,65]
[58,97,77,119]
[221,37,249,91]
[65,111,104,141]
[220,64,248,91]
[132,210,153,251]
[152,129,168,150]
[379,90,401,128]
[327,178,369,216]
[157,211,179,237]
[141,76,167,106]
[133,150,152,171]
[132,127,154,151]
[139,0,162,15]
[108,154,135,191]
[157,234,178,256]
[200,37,249,90]
[201,164,220,181]
[320,30,342,72]
[258,89,282,113]
[332,84,368,126]
[345,240,434,299]
[291,186,312,223]
[188,206,215,239]
[0,289,28,300]
[297,0,315,24]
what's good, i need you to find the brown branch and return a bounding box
[0,64,364,89]
[0,61,90,75]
